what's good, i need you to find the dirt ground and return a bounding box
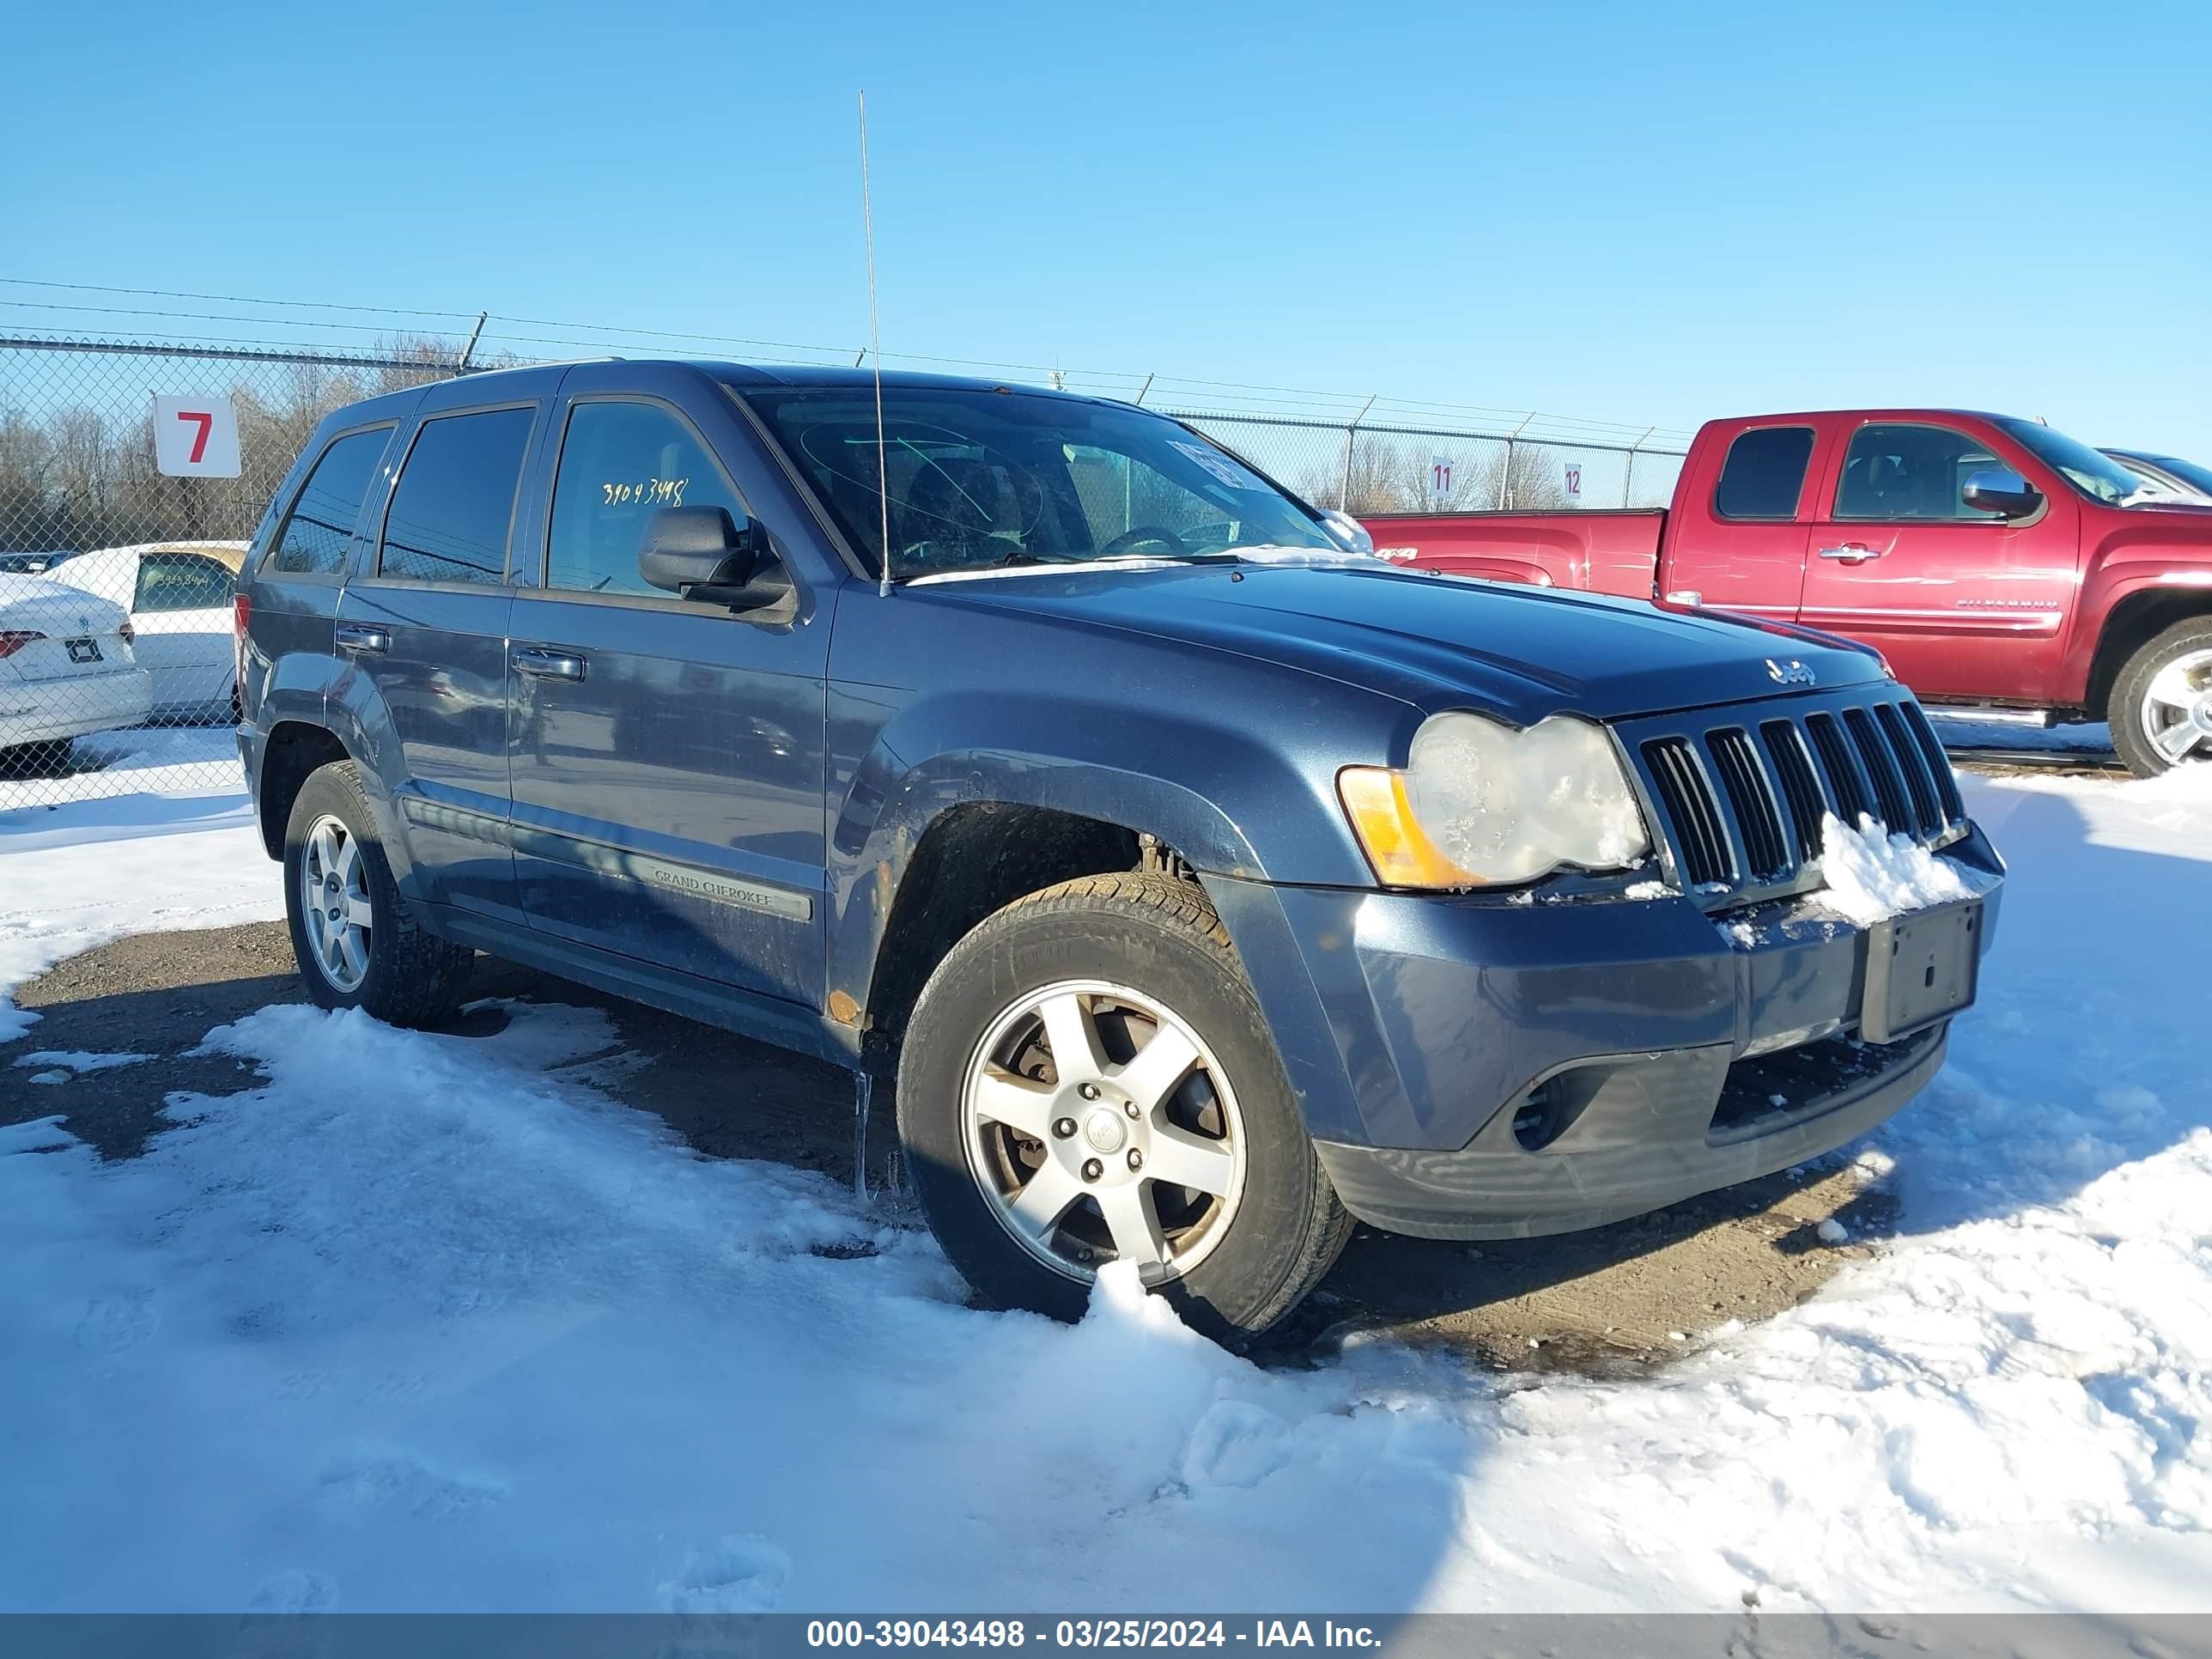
[3,920,1895,1375]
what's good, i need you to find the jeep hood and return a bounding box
[919,562,1888,723]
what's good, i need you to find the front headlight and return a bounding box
[1337,712,1651,888]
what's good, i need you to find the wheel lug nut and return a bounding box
[1052,1117,1077,1139]
[1081,1158,1103,1182]
[1079,1083,1101,1101]
[1123,1099,1140,1120]
[1127,1149,1143,1172]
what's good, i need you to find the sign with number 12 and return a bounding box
[153,395,242,477]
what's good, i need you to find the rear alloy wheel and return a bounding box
[299,814,374,994]
[281,760,475,1024]
[2111,619,2212,777]
[897,872,1352,1344]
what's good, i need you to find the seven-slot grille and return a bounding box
[1632,696,1964,898]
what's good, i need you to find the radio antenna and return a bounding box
[860,89,893,598]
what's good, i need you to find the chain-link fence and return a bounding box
[0,332,1685,811]
[0,337,460,808]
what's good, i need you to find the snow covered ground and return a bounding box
[1,766,2208,1615]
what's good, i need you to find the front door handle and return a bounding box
[1818,543,1884,562]
[514,645,587,682]
[335,623,392,653]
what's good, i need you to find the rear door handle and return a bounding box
[335,623,392,653]
[1818,544,1884,562]
[514,645,587,682]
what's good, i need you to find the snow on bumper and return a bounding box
[0,666,153,747]
[1215,822,2005,1242]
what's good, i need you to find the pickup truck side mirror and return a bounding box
[639,505,787,608]
[1961,467,2043,520]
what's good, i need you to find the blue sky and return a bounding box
[9,0,2209,453]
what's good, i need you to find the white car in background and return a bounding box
[47,541,248,719]
[0,575,152,774]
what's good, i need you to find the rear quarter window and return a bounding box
[266,427,394,576]
[377,407,537,586]
[1714,427,1816,520]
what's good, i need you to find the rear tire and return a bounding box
[283,760,475,1025]
[2109,617,2212,777]
[0,738,72,780]
[896,872,1352,1346]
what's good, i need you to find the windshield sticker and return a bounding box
[601,477,689,507]
[1170,441,1266,493]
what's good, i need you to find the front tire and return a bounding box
[283,760,475,1024]
[896,872,1351,1345]
[2110,617,2212,777]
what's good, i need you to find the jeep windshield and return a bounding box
[738,385,1342,580]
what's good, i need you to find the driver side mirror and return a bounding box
[640,506,780,606]
[1961,467,2043,520]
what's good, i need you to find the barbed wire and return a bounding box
[0,276,1697,447]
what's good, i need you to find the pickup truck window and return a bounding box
[547,401,749,598]
[741,386,1336,579]
[1713,427,1814,520]
[1996,419,2151,507]
[267,426,392,576]
[1834,423,2006,522]
[378,407,535,585]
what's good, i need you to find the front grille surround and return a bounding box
[1613,686,1969,911]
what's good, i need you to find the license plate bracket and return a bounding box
[65,637,103,665]
[1862,898,1982,1043]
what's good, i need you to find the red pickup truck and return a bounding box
[1361,410,2212,776]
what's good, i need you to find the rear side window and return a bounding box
[546,401,748,598]
[378,407,536,585]
[135,552,236,612]
[268,428,391,575]
[1713,427,1815,520]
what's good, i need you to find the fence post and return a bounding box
[456,312,488,374]
[1623,426,1652,507]
[1340,394,1377,511]
[1498,412,1534,510]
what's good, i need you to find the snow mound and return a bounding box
[1814,811,1976,926]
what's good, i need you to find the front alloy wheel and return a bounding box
[964,979,1247,1285]
[2136,647,2212,769]
[299,813,374,993]
[896,872,1352,1344]
[2112,618,2212,777]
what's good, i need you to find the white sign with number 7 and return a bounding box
[153,395,242,478]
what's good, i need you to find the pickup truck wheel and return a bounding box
[282,760,475,1024]
[897,872,1352,1345]
[2110,618,2212,777]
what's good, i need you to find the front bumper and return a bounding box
[1208,823,2003,1242]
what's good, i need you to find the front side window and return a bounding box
[1834,423,2007,522]
[269,427,392,576]
[1713,426,1815,520]
[135,552,236,612]
[546,401,748,598]
[378,407,536,585]
[740,386,1338,579]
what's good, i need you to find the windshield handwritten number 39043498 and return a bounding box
[173,409,214,465]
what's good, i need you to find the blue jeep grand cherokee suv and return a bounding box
[237,359,2003,1340]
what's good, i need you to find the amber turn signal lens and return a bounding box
[1335,766,1481,889]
